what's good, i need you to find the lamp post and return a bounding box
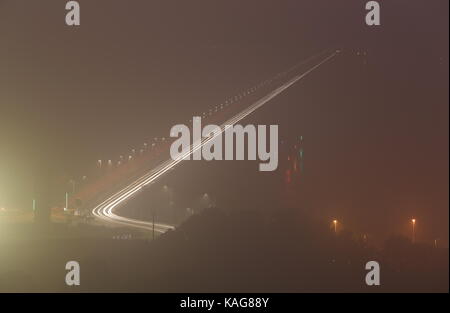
[64,192,69,212]
[333,219,338,234]
[411,218,416,243]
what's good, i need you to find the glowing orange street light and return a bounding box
[333,219,338,234]
[411,218,416,243]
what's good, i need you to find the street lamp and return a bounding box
[64,192,69,212]
[333,219,338,234]
[411,218,416,243]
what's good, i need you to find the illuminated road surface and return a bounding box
[92,50,338,233]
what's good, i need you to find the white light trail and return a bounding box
[92,51,338,232]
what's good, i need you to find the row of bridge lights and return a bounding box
[96,140,165,168]
[196,67,292,120]
[94,64,299,171]
[94,56,318,177]
[95,80,274,167]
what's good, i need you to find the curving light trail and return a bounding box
[92,51,338,233]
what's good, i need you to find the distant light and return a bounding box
[333,220,338,233]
